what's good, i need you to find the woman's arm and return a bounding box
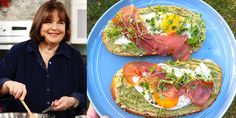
[0,80,27,100]
[0,44,27,100]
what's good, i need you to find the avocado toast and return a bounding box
[103,5,206,61]
[111,59,222,117]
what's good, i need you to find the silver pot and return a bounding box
[75,115,86,118]
[0,112,55,118]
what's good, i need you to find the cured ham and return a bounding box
[112,5,192,61]
[123,61,162,85]
[161,83,179,100]
[186,80,213,106]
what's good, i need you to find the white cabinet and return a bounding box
[70,0,87,44]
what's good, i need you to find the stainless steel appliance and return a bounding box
[0,21,32,50]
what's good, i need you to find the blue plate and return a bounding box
[87,0,236,117]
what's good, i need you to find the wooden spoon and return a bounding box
[20,100,36,118]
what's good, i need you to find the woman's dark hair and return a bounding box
[30,0,71,44]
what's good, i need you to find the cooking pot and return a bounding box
[75,115,86,118]
[0,112,55,118]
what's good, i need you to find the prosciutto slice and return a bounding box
[114,5,192,61]
[186,80,213,106]
[123,61,162,85]
[161,83,180,100]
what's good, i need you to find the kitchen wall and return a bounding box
[0,0,69,20]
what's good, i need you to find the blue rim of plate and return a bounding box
[87,0,236,117]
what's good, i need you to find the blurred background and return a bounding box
[87,0,236,117]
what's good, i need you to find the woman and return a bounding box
[0,0,86,117]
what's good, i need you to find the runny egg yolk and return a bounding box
[161,14,182,33]
[153,92,179,108]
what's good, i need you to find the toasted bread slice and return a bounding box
[110,59,222,117]
[103,5,206,60]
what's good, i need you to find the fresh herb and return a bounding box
[155,88,159,93]
[142,91,145,95]
[158,6,167,14]
[167,60,175,65]
[199,13,202,17]
[210,71,218,78]
[177,73,191,86]
[139,82,149,90]
[191,25,200,36]
[172,26,177,30]
[155,16,160,21]
[176,27,188,35]
[127,27,134,33]
[127,27,135,38]
[188,36,198,44]
[125,42,143,53]
[196,74,202,78]
[105,23,122,40]
[165,69,177,80]
[156,5,162,11]
[192,85,196,89]
[162,86,168,91]
[187,24,202,48]
[167,19,173,25]
[144,82,149,90]
[149,17,155,27]
[149,66,156,73]
[150,27,157,32]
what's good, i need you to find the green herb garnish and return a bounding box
[149,66,156,73]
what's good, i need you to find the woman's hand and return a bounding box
[51,96,75,111]
[2,80,27,100]
[87,103,109,118]
[87,103,99,118]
